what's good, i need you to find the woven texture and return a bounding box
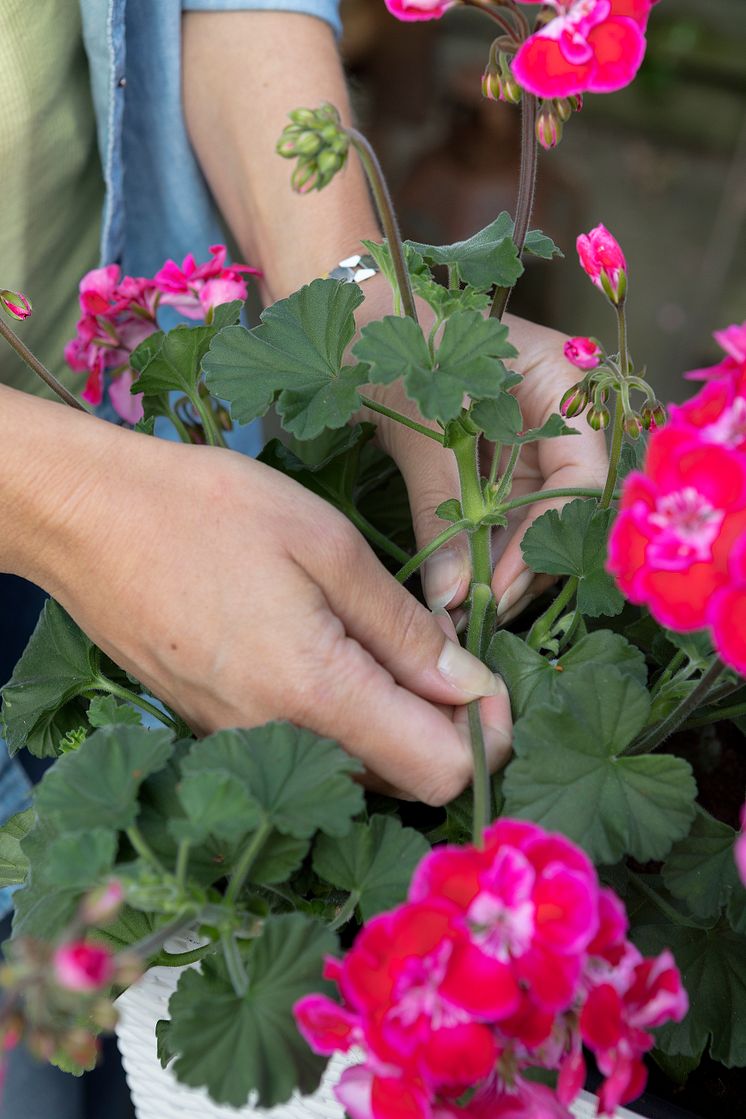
[115,943,639,1119]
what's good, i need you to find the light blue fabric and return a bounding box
[0,0,342,921]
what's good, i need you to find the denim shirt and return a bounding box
[0,0,341,918]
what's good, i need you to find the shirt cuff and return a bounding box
[181,0,342,37]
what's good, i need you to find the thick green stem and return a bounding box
[526,576,578,650]
[94,677,179,731]
[492,444,521,505]
[466,583,494,844]
[126,825,167,873]
[329,891,360,932]
[0,316,90,411]
[344,504,410,566]
[221,932,249,998]
[225,821,272,905]
[600,306,629,508]
[347,129,418,322]
[627,659,728,756]
[491,93,539,321]
[191,392,226,448]
[682,701,746,731]
[125,915,195,963]
[153,941,215,968]
[453,435,492,584]
[395,520,471,585]
[358,395,443,443]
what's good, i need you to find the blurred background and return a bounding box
[339,0,746,402]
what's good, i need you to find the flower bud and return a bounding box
[555,98,574,123]
[564,336,602,371]
[587,403,611,431]
[294,130,323,157]
[53,942,115,992]
[536,103,563,150]
[568,94,584,113]
[288,107,318,128]
[624,412,644,439]
[0,288,32,320]
[559,384,589,418]
[576,224,627,305]
[80,880,124,927]
[277,104,350,194]
[290,160,319,194]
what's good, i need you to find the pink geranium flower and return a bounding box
[513,1,654,100]
[53,942,114,992]
[576,223,627,304]
[154,244,259,320]
[685,320,746,382]
[564,336,602,371]
[736,804,746,887]
[384,0,456,22]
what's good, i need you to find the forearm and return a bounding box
[182,10,381,303]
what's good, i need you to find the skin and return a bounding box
[0,11,606,805]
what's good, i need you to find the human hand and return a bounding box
[2,391,511,804]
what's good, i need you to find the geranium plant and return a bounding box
[0,1,744,1116]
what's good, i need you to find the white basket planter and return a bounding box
[115,940,639,1119]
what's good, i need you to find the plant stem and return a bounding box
[343,504,410,565]
[358,395,444,443]
[466,582,494,844]
[600,305,629,508]
[526,576,578,650]
[153,941,215,968]
[125,914,196,962]
[0,316,90,411]
[626,872,703,929]
[221,931,249,997]
[491,93,539,321]
[453,435,492,584]
[329,891,360,932]
[94,677,179,731]
[175,840,191,891]
[165,406,194,445]
[126,825,168,873]
[462,0,522,39]
[225,820,272,905]
[682,701,746,731]
[395,520,471,585]
[347,129,418,322]
[650,649,688,699]
[191,392,226,448]
[627,659,728,756]
[492,444,521,505]
[498,487,607,514]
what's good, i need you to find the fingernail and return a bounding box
[500,593,535,626]
[424,549,466,611]
[496,570,534,618]
[437,640,501,697]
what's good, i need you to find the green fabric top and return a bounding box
[0,0,104,398]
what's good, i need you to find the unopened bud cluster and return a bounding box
[276,103,350,194]
[482,42,521,105]
[535,95,583,150]
[561,347,666,437]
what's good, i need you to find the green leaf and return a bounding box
[487,629,648,720]
[167,913,336,1107]
[0,809,34,888]
[662,809,743,922]
[470,395,577,445]
[408,213,560,291]
[35,725,174,832]
[210,300,244,330]
[313,815,430,920]
[12,816,101,939]
[259,424,375,510]
[169,770,261,845]
[354,311,516,424]
[632,921,746,1067]
[156,1019,176,1069]
[130,330,165,374]
[135,325,216,398]
[88,694,142,728]
[0,600,102,758]
[203,279,367,436]
[435,498,464,523]
[251,832,311,886]
[43,828,117,889]
[180,723,364,840]
[521,499,624,618]
[503,666,697,864]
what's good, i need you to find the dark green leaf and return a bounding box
[503,666,697,864]
[521,499,624,618]
[435,499,464,523]
[632,921,746,1067]
[210,300,244,330]
[0,600,102,758]
[181,723,364,839]
[134,416,156,436]
[130,331,165,374]
[169,770,261,845]
[313,815,429,920]
[156,1020,176,1069]
[13,816,94,939]
[203,279,366,435]
[167,913,336,1107]
[35,725,174,832]
[487,629,648,720]
[251,832,311,885]
[259,425,374,509]
[44,829,117,889]
[662,809,743,922]
[470,395,577,445]
[135,325,216,398]
[88,695,142,728]
[0,809,34,888]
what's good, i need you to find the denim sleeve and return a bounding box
[181,0,341,36]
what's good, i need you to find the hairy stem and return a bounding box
[358,395,444,443]
[191,392,226,448]
[466,583,494,844]
[344,504,410,565]
[491,93,539,320]
[125,915,196,963]
[395,520,471,585]
[498,487,607,514]
[682,701,746,731]
[94,677,179,731]
[347,128,418,322]
[627,659,728,756]
[225,820,272,905]
[600,305,629,508]
[0,316,89,411]
[526,576,579,650]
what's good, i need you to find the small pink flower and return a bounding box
[81,880,125,926]
[53,942,115,992]
[685,321,746,382]
[513,1,654,100]
[0,288,32,320]
[736,804,746,887]
[384,0,456,22]
[154,243,259,320]
[108,369,145,425]
[576,223,627,303]
[79,265,121,316]
[564,336,602,371]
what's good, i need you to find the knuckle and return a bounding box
[416,756,472,808]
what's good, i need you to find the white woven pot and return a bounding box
[115,940,639,1119]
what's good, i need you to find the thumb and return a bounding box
[391,426,472,612]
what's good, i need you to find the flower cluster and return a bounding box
[607,322,746,672]
[64,246,257,422]
[294,820,687,1119]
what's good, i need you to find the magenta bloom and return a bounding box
[513,1,654,100]
[154,243,259,320]
[576,223,627,303]
[383,0,455,21]
[685,320,746,382]
[0,288,32,320]
[736,805,746,887]
[564,336,602,371]
[53,942,114,992]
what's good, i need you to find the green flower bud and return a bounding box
[587,404,611,431]
[623,412,644,439]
